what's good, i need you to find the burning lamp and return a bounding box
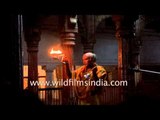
[50,48,64,62]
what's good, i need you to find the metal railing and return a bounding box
[131,68,160,75]
[38,87,63,105]
[38,86,124,105]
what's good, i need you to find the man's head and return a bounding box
[82,52,96,67]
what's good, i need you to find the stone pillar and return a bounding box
[83,43,95,53]
[24,27,41,95]
[46,65,54,86]
[60,15,78,70]
[42,60,60,104]
[122,21,136,94]
[80,15,96,53]
[59,15,78,104]
[61,32,76,71]
[42,63,56,86]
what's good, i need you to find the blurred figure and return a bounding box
[62,52,107,105]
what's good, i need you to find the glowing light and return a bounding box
[49,48,64,61]
[50,48,62,55]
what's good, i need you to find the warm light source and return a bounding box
[50,48,64,61]
[50,49,62,55]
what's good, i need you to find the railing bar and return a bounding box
[132,68,160,75]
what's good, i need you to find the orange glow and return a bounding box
[49,48,64,61]
[23,65,46,90]
[50,48,62,55]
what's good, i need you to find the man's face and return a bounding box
[82,54,95,67]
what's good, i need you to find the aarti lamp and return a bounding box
[49,48,64,62]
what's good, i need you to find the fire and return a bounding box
[50,48,62,55]
[49,48,64,61]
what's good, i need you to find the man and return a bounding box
[62,52,107,105]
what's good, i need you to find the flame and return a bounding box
[50,48,62,55]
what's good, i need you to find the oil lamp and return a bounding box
[50,48,64,62]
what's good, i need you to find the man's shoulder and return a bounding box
[96,65,107,78]
[74,65,85,73]
[96,65,106,71]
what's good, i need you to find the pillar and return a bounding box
[80,15,96,53]
[42,60,60,105]
[59,15,78,104]
[24,27,41,95]
[134,15,145,86]
[42,63,56,86]
[112,15,124,81]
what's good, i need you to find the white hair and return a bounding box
[83,52,97,62]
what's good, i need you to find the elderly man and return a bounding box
[63,52,107,105]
